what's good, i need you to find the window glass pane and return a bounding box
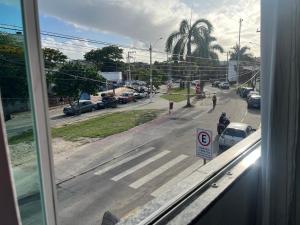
[36,0,262,224]
[0,1,46,225]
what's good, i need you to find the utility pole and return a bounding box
[149,43,153,102]
[237,18,243,85]
[127,51,135,85]
[227,52,229,82]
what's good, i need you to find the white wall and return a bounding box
[228,60,237,82]
[98,72,122,83]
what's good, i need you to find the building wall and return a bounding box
[228,61,237,82]
[99,72,122,83]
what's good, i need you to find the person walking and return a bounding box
[212,94,217,109]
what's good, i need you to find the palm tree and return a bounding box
[192,29,224,60]
[166,18,213,107]
[230,44,253,61]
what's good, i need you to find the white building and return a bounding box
[228,60,237,82]
[98,72,123,84]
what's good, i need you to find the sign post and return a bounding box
[196,129,213,164]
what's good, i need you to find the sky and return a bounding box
[0,0,260,62]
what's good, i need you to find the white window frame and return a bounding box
[21,0,58,224]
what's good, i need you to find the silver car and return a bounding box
[218,122,255,150]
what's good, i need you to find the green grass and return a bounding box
[8,110,162,144]
[52,109,161,141]
[8,130,34,145]
[161,88,195,102]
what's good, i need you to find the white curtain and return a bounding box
[261,0,300,225]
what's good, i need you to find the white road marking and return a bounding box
[129,154,188,189]
[111,150,170,181]
[94,147,155,176]
[241,110,248,122]
[151,160,203,197]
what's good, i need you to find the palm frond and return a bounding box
[240,46,250,55]
[191,19,213,34]
[165,31,182,52]
[211,44,224,53]
[180,19,190,34]
[172,37,187,60]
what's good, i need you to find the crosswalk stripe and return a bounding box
[111,150,170,181]
[129,154,188,189]
[151,160,203,197]
[94,147,155,176]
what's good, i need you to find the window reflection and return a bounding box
[0,2,46,225]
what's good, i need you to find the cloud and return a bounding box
[38,0,260,61]
[39,0,191,50]
[41,37,97,60]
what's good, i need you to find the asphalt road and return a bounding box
[56,89,261,225]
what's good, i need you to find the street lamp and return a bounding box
[149,37,163,102]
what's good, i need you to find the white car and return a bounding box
[247,91,259,100]
[218,122,255,150]
[219,82,230,89]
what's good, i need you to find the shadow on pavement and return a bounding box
[247,108,261,115]
[50,114,67,120]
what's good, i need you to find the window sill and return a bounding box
[118,130,261,225]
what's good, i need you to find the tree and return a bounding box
[230,44,254,61]
[84,45,123,72]
[192,29,224,61]
[0,33,28,101]
[53,62,104,105]
[43,48,67,68]
[165,19,213,106]
[42,48,67,85]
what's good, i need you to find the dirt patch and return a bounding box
[51,137,100,162]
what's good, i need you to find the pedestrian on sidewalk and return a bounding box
[212,94,217,109]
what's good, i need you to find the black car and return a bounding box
[96,96,117,109]
[247,95,261,109]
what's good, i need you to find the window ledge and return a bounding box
[118,130,261,225]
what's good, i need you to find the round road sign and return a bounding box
[197,131,211,147]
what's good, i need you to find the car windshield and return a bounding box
[223,128,246,138]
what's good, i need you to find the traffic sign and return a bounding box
[196,129,213,160]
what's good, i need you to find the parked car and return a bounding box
[133,92,147,99]
[247,95,261,109]
[247,91,259,100]
[212,81,221,87]
[118,92,135,104]
[96,96,118,109]
[219,82,230,89]
[63,100,96,116]
[240,87,254,98]
[219,122,256,150]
